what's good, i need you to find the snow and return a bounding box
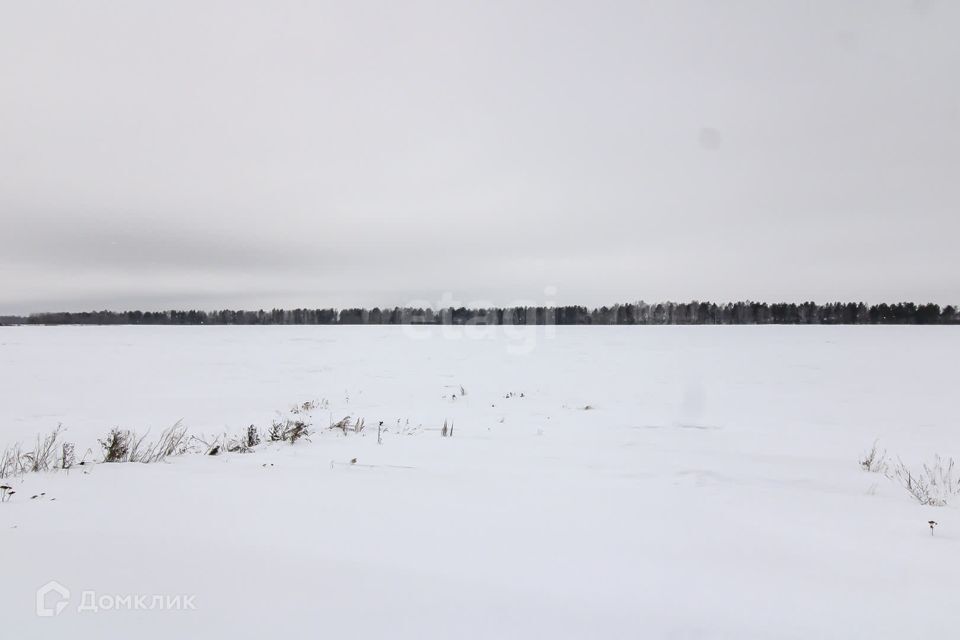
[1,325,958,638]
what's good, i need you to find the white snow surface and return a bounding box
[1,325,958,638]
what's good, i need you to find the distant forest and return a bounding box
[2,301,957,326]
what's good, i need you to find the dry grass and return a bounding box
[440,419,454,437]
[268,402,317,443]
[99,421,191,463]
[2,426,70,478]
[859,440,890,475]
[328,415,365,435]
[893,455,960,506]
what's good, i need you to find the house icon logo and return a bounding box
[36,581,70,617]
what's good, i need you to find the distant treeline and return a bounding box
[3,301,958,326]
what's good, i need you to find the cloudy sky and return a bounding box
[2,1,958,313]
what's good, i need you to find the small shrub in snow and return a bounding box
[225,436,248,454]
[268,418,306,442]
[60,442,76,470]
[328,415,365,435]
[99,428,131,463]
[269,402,315,443]
[329,416,350,435]
[1,485,14,502]
[286,419,311,443]
[893,455,960,506]
[294,400,318,415]
[226,425,262,453]
[267,421,285,442]
[859,440,889,475]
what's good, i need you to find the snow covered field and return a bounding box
[1,325,958,638]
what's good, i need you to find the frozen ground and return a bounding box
[1,325,958,638]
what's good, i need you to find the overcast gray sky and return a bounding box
[1,0,958,313]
